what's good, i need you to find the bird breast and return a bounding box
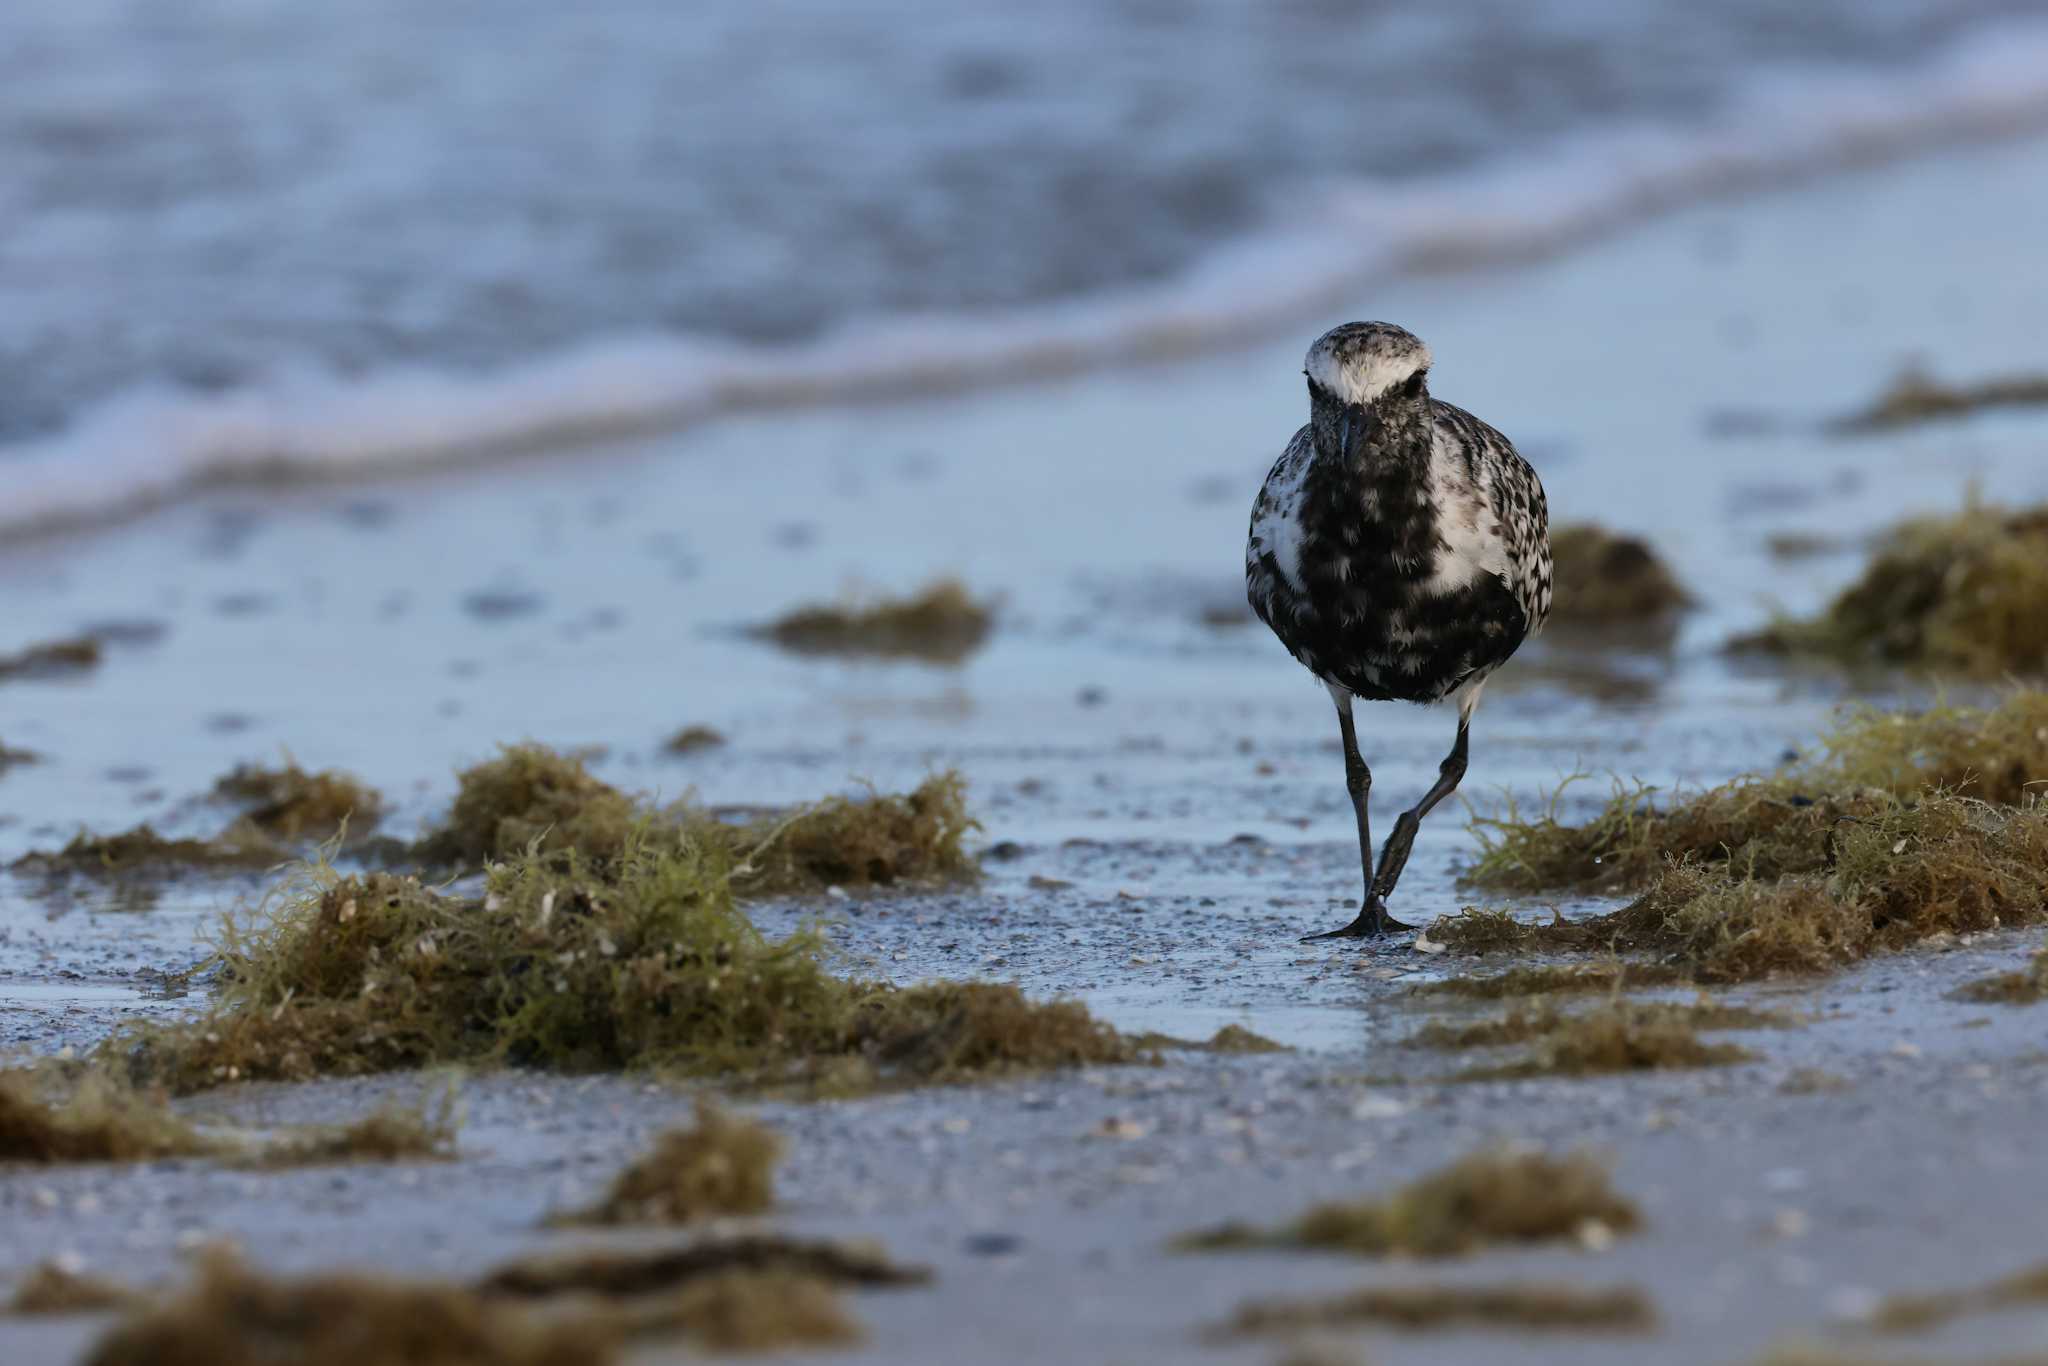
[1420,449,1513,597]
[1245,412,1545,705]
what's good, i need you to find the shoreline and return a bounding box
[8,31,2048,547]
[6,118,2048,1366]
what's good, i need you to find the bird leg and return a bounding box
[1364,720,1471,914]
[1301,701,1413,941]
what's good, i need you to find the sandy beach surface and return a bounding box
[4,133,2048,1365]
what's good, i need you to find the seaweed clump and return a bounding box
[1546,524,1692,625]
[1127,1024,1290,1055]
[663,726,727,755]
[754,579,993,663]
[851,981,1132,1081]
[1435,999,1767,1081]
[1411,963,1685,999]
[1465,693,2048,895]
[248,1094,460,1167]
[7,1261,151,1316]
[1955,942,2048,1004]
[1443,790,2048,983]
[1444,693,2048,984]
[1215,1282,1654,1337]
[214,762,385,840]
[419,745,641,865]
[1731,501,2048,676]
[479,1234,924,1350]
[0,634,102,682]
[480,1235,924,1299]
[111,836,1126,1094]
[12,824,288,882]
[417,745,978,895]
[0,1066,222,1163]
[1414,996,1786,1051]
[12,756,398,880]
[1748,1350,2048,1366]
[1868,1258,2048,1333]
[584,1269,860,1352]
[1833,364,2048,432]
[78,1234,921,1362]
[717,772,979,896]
[1176,1148,1638,1259]
[563,1103,781,1225]
[82,1253,607,1366]
[1207,1024,1289,1054]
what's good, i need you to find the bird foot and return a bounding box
[1300,898,1414,942]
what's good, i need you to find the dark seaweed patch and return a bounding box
[1216,1281,1655,1337]
[559,1103,780,1226]
[753,579,993,663]
[1176,1148,1639,1259]
[1547,523,1691,625]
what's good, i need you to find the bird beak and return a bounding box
[1338,404,1368,463]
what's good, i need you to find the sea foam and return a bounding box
[7,18,2048,540]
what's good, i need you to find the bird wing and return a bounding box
[1245,425,1315,616]
[1429,401,1552,636]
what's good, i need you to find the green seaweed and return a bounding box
[6,1261,151,1317]
[109,832,1121,1093]
[1834,365,2048,432]
[560,1103,781,1225]
[1217,1281,1655,1336]
[1869,1259,2048,1333]
[12,824,289,882]
[416,745,979,895]
[1547,523,1691,625]
[1731,501,2048,676]
[1465,693,2048,895]
[1955,942,2048,1004]
[1410,963,1685,998]
[1413,996,1789,1051]
[1443,789,2048,983]
[82,1252,609,1366]
[416,745,641,865]
[753,579,993,663]
[246,1091,460,1167]
[0,634,102,683]
[0,1065,223,1163]
[1177,1147,1639,1259]
[663,726,727,755]
[1444,999,1765,1080]
[214,761,385,840]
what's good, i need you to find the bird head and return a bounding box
[1304,321,1432,463]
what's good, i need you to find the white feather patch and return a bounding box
[1422,432,1510,596]
[1249,449,1313,593]
[1305,338,1433,407]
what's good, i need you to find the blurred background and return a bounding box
[5,0,2048,529]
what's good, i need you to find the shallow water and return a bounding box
[5,125,2048,1366]
[3,133,2046,1049]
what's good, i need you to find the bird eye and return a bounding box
[1401,370,1427,398]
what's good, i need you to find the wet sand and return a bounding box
[4,137,2048,1363]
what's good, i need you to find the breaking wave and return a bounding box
[8,17,2048,540]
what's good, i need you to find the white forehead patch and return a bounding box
[1305,333,1432,406]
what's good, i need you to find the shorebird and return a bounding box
[1246,322,1551,940]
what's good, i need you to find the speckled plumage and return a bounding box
[1246,323,1550,709]
[1245,321,1551,941]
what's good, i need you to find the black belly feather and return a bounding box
[1246,446,1530,705]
